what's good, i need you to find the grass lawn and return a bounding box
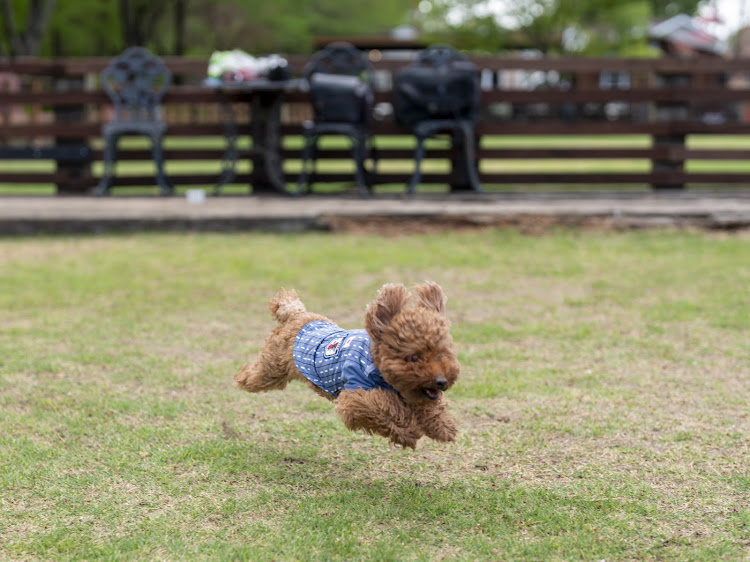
[1,228,749,560]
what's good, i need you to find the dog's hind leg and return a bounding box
[235,287,327,395]
[234,360,290,393]
[234,338,301,393]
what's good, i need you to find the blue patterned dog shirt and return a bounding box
[293,320,396,397]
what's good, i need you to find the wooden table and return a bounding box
[212,79,302,194]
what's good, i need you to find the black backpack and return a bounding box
[308,72,373,124]
[394,59,479,128]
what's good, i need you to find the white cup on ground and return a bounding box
[186,189,206,204]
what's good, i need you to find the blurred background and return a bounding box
[1,0,748,58]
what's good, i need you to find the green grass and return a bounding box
[1,229,749,560]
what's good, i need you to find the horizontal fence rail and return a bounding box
[2,54,750,194]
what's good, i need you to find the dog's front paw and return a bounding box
[389,426,423,449]
[430,424,457,443]
[423,414,458,443]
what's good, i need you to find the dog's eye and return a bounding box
[409,354,420,362]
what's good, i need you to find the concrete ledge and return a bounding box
[2,192,750,235]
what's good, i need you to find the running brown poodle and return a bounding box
[234,282,460,448]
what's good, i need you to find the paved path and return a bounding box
[2,191,750,234]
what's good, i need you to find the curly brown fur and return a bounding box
[234,288,333,398]
[235,282,460,448]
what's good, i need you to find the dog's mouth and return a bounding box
[422,388,441,401]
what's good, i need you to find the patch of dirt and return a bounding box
[322,214,618,236]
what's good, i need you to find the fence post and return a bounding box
[651,71,689,190]
[53,76,91,194]
[651,133,686,190]
[448,132,477,192]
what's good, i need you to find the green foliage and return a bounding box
[43,0,123,56]
[19,0,707,57]
[35,0,413,56]
[418,0,704,54]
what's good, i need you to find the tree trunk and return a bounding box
[0,0,57,56]
[174,0,185,56]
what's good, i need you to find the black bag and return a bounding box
[309,73,373,124]
[393,62,479,128]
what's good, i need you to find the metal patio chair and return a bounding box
[297,42,376,195]
[393,44,482,194]
[95,47,173,195]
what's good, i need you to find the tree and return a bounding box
[181,0,414,55]
[35,0,413,57]
[0,0,56,56]
[42,0,186,56]
[43,0,120,56]
[415,0,703,54]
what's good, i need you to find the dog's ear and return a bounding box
[365,283,411,338]
[414,281,447,315]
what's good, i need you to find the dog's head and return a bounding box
[364,282,460,405]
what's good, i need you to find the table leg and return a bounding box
[250,91,289,194]
[449,122,482,192]
[215,92,238,194]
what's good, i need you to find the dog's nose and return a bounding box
[435,377,447,390]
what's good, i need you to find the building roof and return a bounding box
[649,14,727,56]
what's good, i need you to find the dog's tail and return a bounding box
[269,288,306,324]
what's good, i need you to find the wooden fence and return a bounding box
[2,53,750,194]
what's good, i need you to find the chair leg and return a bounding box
[460,122,482,193]
[95,134,119,196]
[368,135,379,177]
[150,135,173,196]
[308,138,321,191]
[296,130,316,195]
[408,136,426,195]
[352,133,369,195]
